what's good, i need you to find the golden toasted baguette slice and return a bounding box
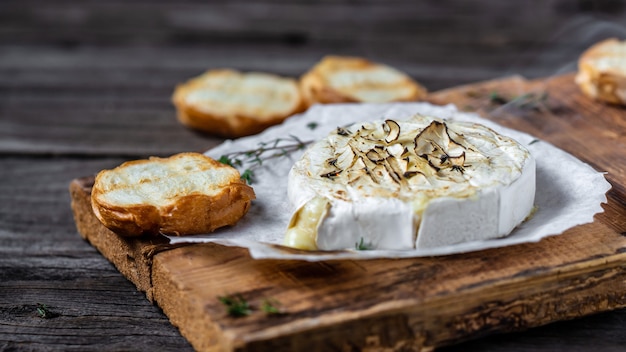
[91,152,255,237]
[172,69,306,138]
[575,38,626,105]
[299,56,427,106]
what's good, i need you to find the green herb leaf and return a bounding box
[512,91,550,110]
[36,304,48,318]
[240,169,254,184]
[36,303,59,319]
[307,122,319,130]
[489,91,508,105]
[218,295,251,317]
[355,237,371,250]
[218,136,313,181]
[261,298,284,315]
[218,155,233,166]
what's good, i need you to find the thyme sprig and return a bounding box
[218,294,252,317]
[489,91,509,105]
[219,135,313,184]
[261,298,285,315]
[36,303,59,319]
[489,90,550,111]
[355,237,372,250]
[464,89,551,114]
[306,122,319,130]
[218,295,285,317]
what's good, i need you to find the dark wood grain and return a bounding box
[2,1,626,157]
[2,1,626,351]
[0,158,193,351]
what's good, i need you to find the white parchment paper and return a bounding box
[166,103,611,261]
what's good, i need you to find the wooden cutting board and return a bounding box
[69,73,626,352]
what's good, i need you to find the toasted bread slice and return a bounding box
[172,69,306,138]
[299,56,427,106]
[91,152,255,237]
[575,38,626,105]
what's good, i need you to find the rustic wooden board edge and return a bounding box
[149,243,626,352]
[68,73,626,351]
[69,176,195,301]
[70,173,626,351]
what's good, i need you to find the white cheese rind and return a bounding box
[416,188,499,248]
[317,197,415,250]
[498,156,536,235]
[416,157,535,248]
[286,114,535,251]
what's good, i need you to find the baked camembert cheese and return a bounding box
[284,115,536,250]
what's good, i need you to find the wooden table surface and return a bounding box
[2,1,626,351]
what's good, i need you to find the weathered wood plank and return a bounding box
[440,308,626,352]
[1,0,623,49]
[0,157,193,351]
[2,6,625,158]
[1,280,193,352]
[148,233,626,351]
[2,0,624,158]
[0,50,616,157]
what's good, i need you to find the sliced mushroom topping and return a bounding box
[335,146,356,170]
[448,152,466,172]
[317,118,475,190]
[414,121,446,156]
[403,170,422,178]
[336,127,351,136]
[383,156,405,185]
[366,149,386,162]
[383,119,401,143]
[370,164,388,184]
[299,114,530,207]
[318,156,343,180]
[414,120,467,173]
[396,155,409,174]
[346,157,367,184]
[357,122,386,141]
[320,170,342,179]
[386,143,404,157]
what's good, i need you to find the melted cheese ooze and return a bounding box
[285,114,536,251]
[283,197,329,250]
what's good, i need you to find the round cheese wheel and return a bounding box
[284,114,535,251]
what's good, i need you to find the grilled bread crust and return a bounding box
[299,56,427,107]
[575,38,626,105]
[91,152,255,237]
[173,69,306,138]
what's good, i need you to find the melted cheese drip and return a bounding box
[284,197,329,250]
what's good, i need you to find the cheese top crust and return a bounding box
[285,114,535,251]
